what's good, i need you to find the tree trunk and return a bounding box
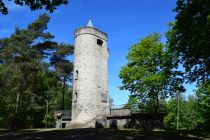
[153,97,157,114]
[46,98,49,128]
[156,92,159,114]
[53,79,58,111]
[150,88,159,115]
[13,91,20,129]
[54,91,58,111]
[153,94,159,114]
[62,79,66,110]
[13,76,23,129]
[31,95,35,128]
[31,72,37,128]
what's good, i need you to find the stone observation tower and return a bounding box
[71,18,110,128]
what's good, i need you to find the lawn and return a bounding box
[0,128,210,140]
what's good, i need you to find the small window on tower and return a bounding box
[97,39,103,46]
[101,94,107,103]
[75,70,78,80]
[74,92,78,102]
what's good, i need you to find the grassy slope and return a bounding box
[0,128,210,140]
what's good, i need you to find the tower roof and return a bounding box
[75,18,107,39]
[87,18,94,27]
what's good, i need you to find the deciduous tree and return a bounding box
[167,0,210,84]
[119,33,185,114]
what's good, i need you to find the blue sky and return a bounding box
[0,0,196,106]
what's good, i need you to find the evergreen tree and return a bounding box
[0,14,73,129]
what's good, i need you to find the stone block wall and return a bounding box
[108,108,165,130]
[72,26,110,128]
[110,108,131,117]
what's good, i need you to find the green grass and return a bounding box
[0,128,209,140]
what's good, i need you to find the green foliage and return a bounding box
[119,0,210,131]
[0,14,73,129]
[124,95,140,113]
[163,0,210,131]
[163,0,210,130]
[119,33,184,114]
[167,0,210,84]
[0,0,68,15]
[164,95,204,130]
[125,95,167,114]
[50,43,74,110]
[195,83,210,128]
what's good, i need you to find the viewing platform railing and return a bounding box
[54,110,71,120]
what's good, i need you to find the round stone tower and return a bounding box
[71,19,109,128]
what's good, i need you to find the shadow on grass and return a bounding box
[0,128,209,140]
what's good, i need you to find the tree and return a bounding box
[0,14,73,128]
[50,44,74,110]
[119,33,185,114]
[0,0,68,15]
[167,0,210,84]
[195,83,210,128]
[125,95,167,113]
[124,95,140,113]
[164,94,204,130]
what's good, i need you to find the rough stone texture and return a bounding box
[110,108,131,117]
[108,119,130,129]
[71,26,110,128]
[61,120,72,128]
[109,108,131,129]
[108,113,165,130]
[55,119,72,128]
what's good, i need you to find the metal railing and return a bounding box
[54,110,71,120]
[111,103,166,114]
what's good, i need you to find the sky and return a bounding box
[0,0,196,106]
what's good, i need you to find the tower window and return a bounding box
[97,39,103,46]
[74,92,78,102]
[101,94,107,103]
[75,70,78,80]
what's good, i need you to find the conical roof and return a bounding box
[87,18,94,27]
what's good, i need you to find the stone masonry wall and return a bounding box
[72,27,109,128]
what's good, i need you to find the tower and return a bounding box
[71,19,109,128]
